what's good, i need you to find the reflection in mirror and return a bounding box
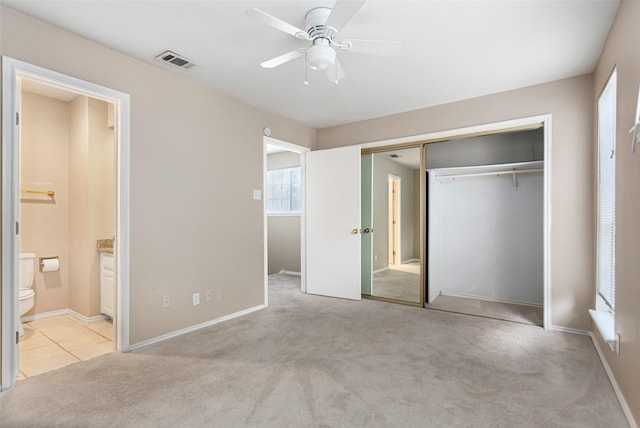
[361,147,421,304]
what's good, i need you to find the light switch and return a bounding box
[253,189,262,200]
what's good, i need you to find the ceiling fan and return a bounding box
[246,0,401,85]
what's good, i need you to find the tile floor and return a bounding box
[18,315,114,380]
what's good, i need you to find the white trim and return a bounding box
[542,116,552,329]
[267,212,302,217]
[128,304,266,352]
[590,332,639,428]
[1,57,131,390]
[373,267,389,274]
[440,292,543,308]
[548,325,590,336]
[402,259,420,264]
[279,270,302,276]
[361,116,547,149]
[589,309,619,353]
[263,136,310,301]
[20,309,68,323]
[2,57,21,391]
[21,309,109,325]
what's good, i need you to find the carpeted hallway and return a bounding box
[0,273,627,427]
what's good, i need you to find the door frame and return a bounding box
[262,136,310,304]
[1,57,131,389]
[360,114,552,329]
[388,174,401,266]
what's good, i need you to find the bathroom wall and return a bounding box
[20,91,70,314]
[69,96,115,317]
[267,151,301,275]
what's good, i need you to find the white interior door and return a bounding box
[306,145,361,300]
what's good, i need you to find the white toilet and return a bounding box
[18,253,36,336]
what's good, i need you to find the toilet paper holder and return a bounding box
[39,256,59,272]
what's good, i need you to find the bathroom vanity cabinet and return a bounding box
[100,252,115,317]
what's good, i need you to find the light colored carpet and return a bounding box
[389,261,420,275]
[372,268,421,303]
[0,273,627,427]
[426,294,544,326]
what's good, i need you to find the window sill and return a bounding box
[589,309,619,353]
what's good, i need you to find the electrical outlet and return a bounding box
[374,254,378,262]
[205,290,213,302]
[162,295,170,308]
[216,289,222,300]
[193,292,200,306]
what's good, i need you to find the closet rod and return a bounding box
[435,168,543,181]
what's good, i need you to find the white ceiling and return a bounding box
[3,0,619,128]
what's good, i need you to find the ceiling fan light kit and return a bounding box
[307,41,336,70]
[246,0,400,85]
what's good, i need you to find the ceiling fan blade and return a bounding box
[260,49,306,69]
[325,0,365,35]
[326,59,346,84]
[246,9,310,40]
[340,39,402,56]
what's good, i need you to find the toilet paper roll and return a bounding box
[41,258,59,272]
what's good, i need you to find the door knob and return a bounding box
[363,228,371,233]
[352,228,359,235]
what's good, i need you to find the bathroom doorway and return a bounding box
[17,79,116,379]
[2,57,131,389]
[263,137,309,303]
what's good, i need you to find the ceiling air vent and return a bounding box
[155,51,197,70]
[389,154,401,158]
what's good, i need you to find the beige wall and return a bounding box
[267,151,302,275]
[267,216,301,275]
[592,1,640,423]
[0,5,316,365]
[19,92,70,314]
[69,96,114,317]
[318,75,595,331]
[267,151,300,170]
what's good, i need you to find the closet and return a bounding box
[425,128,544,325]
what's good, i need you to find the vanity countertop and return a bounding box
[97,238,114,254]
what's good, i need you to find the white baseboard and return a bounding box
[440,292,543,308]
[548,325,590,335]
[66,309,109,324]
[402,259,420,264]
[373,267,389,274]
[128,304,267,352]
[280,270,301,276]
[21,308,108,324]
[590,332,638,428]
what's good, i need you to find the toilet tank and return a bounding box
[19,253,36,289]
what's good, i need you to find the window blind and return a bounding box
[267,167,301,213]
[597,69,617,310]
